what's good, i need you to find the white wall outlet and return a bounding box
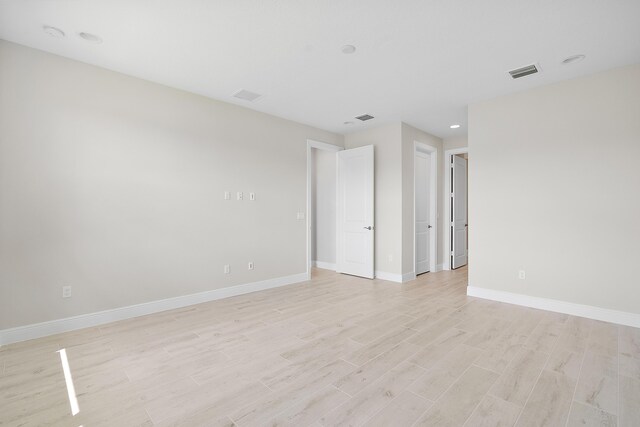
[518,270,526,280]
[62,286,72,298]
[388,254,393,262]
[248,261,254,270]
[224,191,230,200]
[237,192,243,200]
[296,212,305,220]
[249,192,255,201]
[224,264,230,274]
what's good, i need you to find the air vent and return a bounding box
[508,64,539,79]
[355,114,375,121]
[233,89,262,102]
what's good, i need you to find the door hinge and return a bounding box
[450,192,454,198]
[450,251,454,256]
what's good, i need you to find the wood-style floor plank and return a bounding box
[0,266,637,427]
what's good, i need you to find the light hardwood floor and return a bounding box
[1,267,639,426]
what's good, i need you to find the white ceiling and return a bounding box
[1,0,639,138]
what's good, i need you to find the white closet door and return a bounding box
[452,155,468,269]
[336,145,374,278]
[415,152,431,275]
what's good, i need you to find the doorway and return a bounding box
[414,142,438,276]
[306,141,375,280]
[444,148,469,270]
[306,140,341,278]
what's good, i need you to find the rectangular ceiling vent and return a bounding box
[355,114,375,121]
[508,64,539,79]
[233,89,262,102]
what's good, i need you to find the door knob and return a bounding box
[363,226,373,230]
[428,225,432,229]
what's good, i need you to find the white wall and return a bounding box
[469,63,640,315]
[311,148,336,266]
[401,123,444,275]
[344,123,403,275]
[0,40,343,329]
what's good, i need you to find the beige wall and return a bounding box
[443,136,468,151]
[401,123,444,274]
[469,63,640,314]
[344,123,403,275]
[0,40,343,329]
[311,148,336,265]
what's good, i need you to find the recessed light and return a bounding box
[562,54,585,65]
[78,32,102,44]
[450,124,461,129]
[43,25,65,38]
[341,45,356,54]
[343,121,354,125]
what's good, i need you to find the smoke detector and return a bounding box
[562,55,585,65]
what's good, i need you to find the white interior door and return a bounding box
[415,152,431,275]
[451,155,468,269]
[336,145,374,278]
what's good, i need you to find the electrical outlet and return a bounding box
[248,261,254,270]
[388,254,393,262]
[62,286,72,298]
[249,192,255,201]
[224,191,230,200]
[237,192,243,201]
[224,264,230,274]
[518,270,526,280]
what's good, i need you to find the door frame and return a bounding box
[413,141,438,278]
[306,139,343,279]
[443,147,469,271]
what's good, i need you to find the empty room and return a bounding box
[1,1,639,426]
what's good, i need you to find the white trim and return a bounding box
[443,147,468,271]
[413,141,438,277]
[402,272,417,282]
[467,286,640,328]
[376,269,448,283]
[0,272,308,346]
[312,260,337,271]
[374,271,403,283]
[306,139,343,279]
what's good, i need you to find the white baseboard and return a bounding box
[402,272,416,282]
[375,271,403,283]
[312,260,337,271]
[467,286,640,328]
[0,272,309,346]
[434,263,444,272]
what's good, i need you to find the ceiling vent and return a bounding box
[355,114,375,121]
[233,89,262,102]
[508,64,539,79]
